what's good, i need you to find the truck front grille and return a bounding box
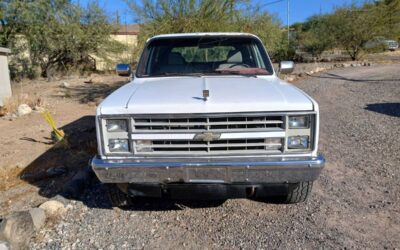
[131,114,285,156]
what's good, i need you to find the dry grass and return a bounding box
[0,166,25,191]
[0,93,44,116]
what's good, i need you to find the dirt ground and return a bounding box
[0,74,129,215]
[0,61,399,248]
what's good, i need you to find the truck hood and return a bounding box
[99,76,314,115]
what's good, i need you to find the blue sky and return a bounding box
[76,0,364,25]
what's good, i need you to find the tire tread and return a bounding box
[106,184,133,207]
[285,181,313,204]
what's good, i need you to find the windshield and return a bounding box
[136,36,274,77]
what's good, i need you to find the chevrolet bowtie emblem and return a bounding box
[194,132,221,142]
[203,89,209,100]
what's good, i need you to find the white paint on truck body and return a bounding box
[98,75,314,115]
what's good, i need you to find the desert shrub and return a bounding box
[0,0,125,79]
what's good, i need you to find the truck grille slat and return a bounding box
[133,116,283,132]
[139,141,282,149]
[132,114,285,156]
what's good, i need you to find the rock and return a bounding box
[17,104,32,116]
[87,101,97,107]
[39,200,66,218]
[285,76,296,82]
[62,81,70,88]
[342,63,351,67]
[33,106,45,112]
[0,241,9,250]
[29,208,46,230]
[51,194,70,206]
[0,211,35,249]
[88,75,104,84]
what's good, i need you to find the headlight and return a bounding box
[106,119,128,132]
[288,115,310,129]
[288,136,309,149]
[108,139,129,152]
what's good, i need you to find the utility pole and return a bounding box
[287,0,290,47]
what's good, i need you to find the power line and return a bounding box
[257,0,290,47]
[259,0,285,8]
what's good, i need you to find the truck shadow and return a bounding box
[83,182,229,211]
[365,103,400,117]
[310,72,400,83]
[55,79,128,104]
[82,182,285,211]
[18,115,287,211]
[18,116,97,201]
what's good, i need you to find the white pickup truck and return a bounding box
[91,33,325,206]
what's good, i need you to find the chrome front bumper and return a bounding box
[91,155,325,184]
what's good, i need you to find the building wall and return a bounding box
[94,34,138,71]
[0,48,12,106]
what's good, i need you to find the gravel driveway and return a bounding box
[30,64,400,249]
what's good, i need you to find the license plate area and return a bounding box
[187,167,227,183]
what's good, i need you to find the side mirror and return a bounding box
[279,61,294,74]
[116,64,131,77]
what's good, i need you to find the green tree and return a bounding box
[125,0,283,59]
[0,0,124,78]
[299,15,334,60]
[272,32,296,61]
[328,4,386,60]
[374,0,400,40]
[237,9,282,55]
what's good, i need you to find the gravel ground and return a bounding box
[30,64,400,249]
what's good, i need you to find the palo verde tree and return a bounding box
[374,0,400,40]
[326,3,388,60]
[0,0,124,79]
[237,5,282,57]
[298,15,334,60]
[125,0,283,60]
[290,1,399,61]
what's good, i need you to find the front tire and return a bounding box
[105,184,134,207]
[284,181,313,204]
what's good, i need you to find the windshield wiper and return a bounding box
[214,70,258,78]
[155,72,206,77]
[214,67,271,78]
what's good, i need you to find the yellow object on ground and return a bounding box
[41,111,65,141]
